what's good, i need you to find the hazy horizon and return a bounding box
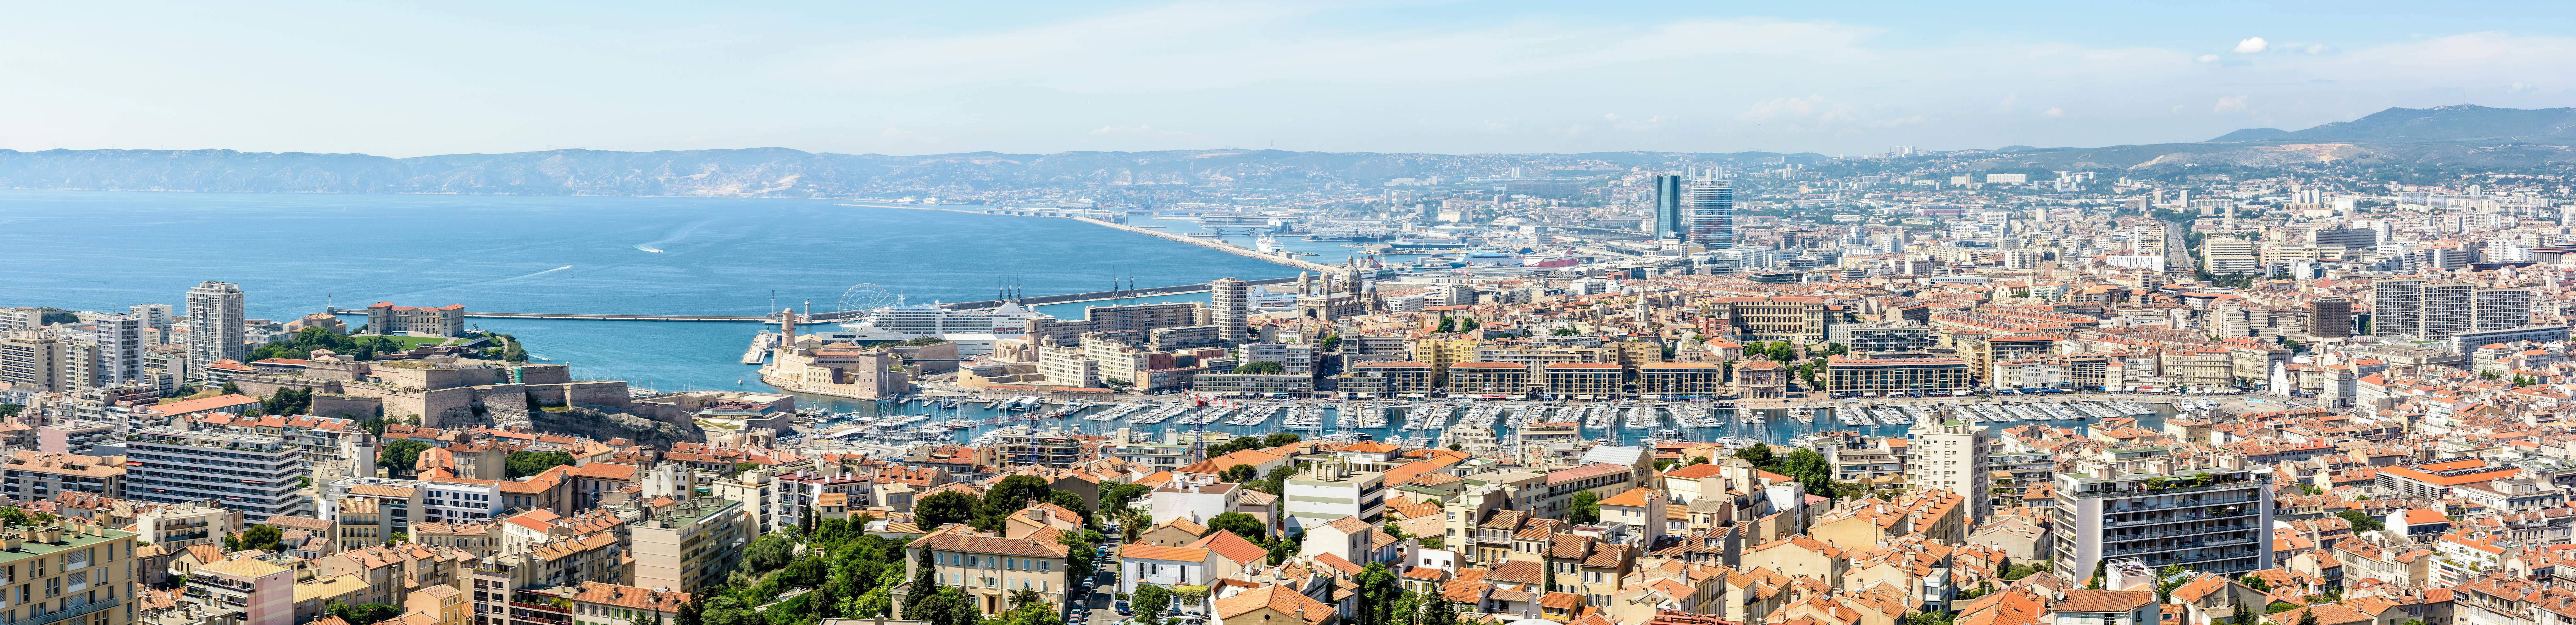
[9,2,2576,158]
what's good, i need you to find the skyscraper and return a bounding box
[1209,277,1249,344]
[1650,174,1685,240]
[185,281,245,372]
[72,314,143,388]
[1686,179,1734,248]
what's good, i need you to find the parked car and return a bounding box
[1115,601,1131,615]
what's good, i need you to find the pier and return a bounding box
[936,275,1302,311]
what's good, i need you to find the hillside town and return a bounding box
[8,161,2576,625]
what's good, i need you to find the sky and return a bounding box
[7,1,2576,157]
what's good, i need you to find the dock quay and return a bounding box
[937,275,1301,311]
[742,331,775,364]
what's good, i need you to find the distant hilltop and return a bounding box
[6,104,2576,196]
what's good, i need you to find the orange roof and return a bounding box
[147,394,259,416]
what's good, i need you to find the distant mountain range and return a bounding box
[0,147,1818,197]
[2205,105,2576,144]
[1973,104,2576,171]
[4,104,2573,197]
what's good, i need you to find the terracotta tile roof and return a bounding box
[2054,590,2155,614]
[1212,584,1336,625]
[1186,530,1270,565]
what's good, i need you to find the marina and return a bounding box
[783,395,2182,457]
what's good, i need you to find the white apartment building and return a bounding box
[1906,416,1992,522]
[186,281,246,372]
[2051,461,2274,581]
[124,427,312,522]
[421,479,506,524]
[1280,460,1386,531]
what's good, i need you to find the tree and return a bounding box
[1208,512,1267,542]
[1568,490,1600,525]
[1733,444,1774,466]
[377,440,430,474]
[2239,574,2271,593]
[261,387,313,416]
[1132,583,1172,625]
[1355,563,1401,625]
[1458,318,1478,331]
[741,534,795,573]
[1046,490,1092,526]
[2086,559,2105,589]
[2230,600,2257,625]
[1436,317,1456,333]
[239,525,283,551]
[2296,609,2320,625]
[506,450,576,479]
[1262,433,1301,448]
[1102,482,1155,514]
[2336,510,2385,532]
[677,598,704,625]
[326,603,405,625]
[1220,464,1258,484]
[0,405,18,419]
[988,475,1054,512]
[914,491,980,529]
[1234,361,1286,375]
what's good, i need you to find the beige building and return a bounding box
[193,551,297,625]
[0,451,123,500]
[761,341,913,400]
[365,303,467,337]
[1733,360,1787,399]
[1825,356,1971,396]
[1444,362,1534,396]
[1702,296,1835,342]
[1543,363,1623,399]
[903,526,1073,617]
[631,498,752,594]
[1637,362,1724,397]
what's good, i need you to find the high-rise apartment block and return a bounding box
[1905,416,1991,522]
[2308,297,2353,339]
[124,427,311,522]
[2052,462,2274,580]
[1208,278,1249,344]
[128,303,174,342]
[185,281,245,372]
[0,331,69,392]
[2373,280,2529,339]
[70,314,144,388]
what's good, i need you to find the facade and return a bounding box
[186,281,246,372]
[1702,297,1833,343]
[1685,180,1735,248]
[1904,417,1991,522]
[1651,173,1685,240]
[0,330,69,392]
[124,427,310,522]
[1280,461,1387,531]
[1193,373,1313,397]
[365,303,468,337]
[1209,278,1250,344]
[191,546,294,625]
[1825,356,1971,396]
[0,452,124,500]
[1637,362,1723,397]
[629,497,751,594]
[1346,362,1435,398]
[1453,361,1525,395]
[905,526,1073,617]
[2308,298,2353,339]
[2052,465,2275,581]
[1542,363,1623,399]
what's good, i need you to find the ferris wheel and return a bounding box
[836,283,897,316]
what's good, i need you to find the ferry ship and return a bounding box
[1256,235,1285,254]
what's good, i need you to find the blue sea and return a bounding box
[0,191,1296,395]
[0,190,2162,445]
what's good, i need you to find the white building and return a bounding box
[1280,461,1385,532]
[185,281,246,373]
[1905,416,1992,522]
[124,427,311,522]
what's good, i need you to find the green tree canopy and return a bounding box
[1234,361,1286,375]
[378,440,430,473]
[914,490,980,529]
[1568,490,1601,525]
[1208,512,1267,542]
[506,450,576,479]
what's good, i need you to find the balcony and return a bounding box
[25,598,117,625]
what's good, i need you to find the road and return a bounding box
[1731,391,2306,415]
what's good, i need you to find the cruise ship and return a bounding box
[807,301,1039,342]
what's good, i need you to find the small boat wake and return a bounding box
[633,245,664,253]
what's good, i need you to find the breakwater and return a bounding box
[1072,217,1341,273]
